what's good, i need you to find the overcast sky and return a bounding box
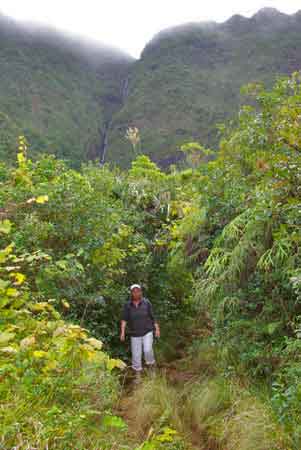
[0,1,300,57]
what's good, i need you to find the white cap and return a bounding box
[130,284,142,291]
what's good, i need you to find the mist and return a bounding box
[1,1,301,57]
[143,7,301,55]
[0,12,134,69]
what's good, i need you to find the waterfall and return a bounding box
[121,76,130,102]
[99,120,111,165]
[98,76,130,165]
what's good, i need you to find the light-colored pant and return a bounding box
[131,331,156,371]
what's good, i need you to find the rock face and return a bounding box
[1,8,301,167]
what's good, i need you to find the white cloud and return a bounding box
[0,0,300,57]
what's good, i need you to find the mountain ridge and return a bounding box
[0,7,301,167]
[143,7,301,52]
[106,7,301,166]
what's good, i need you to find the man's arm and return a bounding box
[147,300,160,338]
[120,303,129,342]
[120,320,127,342]
[154,321,160,338]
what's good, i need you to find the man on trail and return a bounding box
[120,284,160,381]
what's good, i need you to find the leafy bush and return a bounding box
[0,217,128,449]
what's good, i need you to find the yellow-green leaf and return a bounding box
[62,300,70,309]
[0,332,15,344]
[36,195,49,204]
[0,243,14,263]
[0,279,10,291]
[0,346,18,355]
[33,350,47,359]
[6,288,18,297]
[0,220,12,234]
[12,273,26,285]
[17,152,25,164]
[102,415,127,430]
[107,358,126,371]
[86,337,103,350]
[30,302,49,312]
[43,360,58,372]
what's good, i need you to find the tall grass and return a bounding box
[184,377,289,450]
[127,370,291,450]
[122,375,184,439]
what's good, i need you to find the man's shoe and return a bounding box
[133,371,142,385]
[147,364,156,378]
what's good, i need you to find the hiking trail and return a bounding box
[114,326,212,449]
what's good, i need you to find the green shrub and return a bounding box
[0,221,126,449]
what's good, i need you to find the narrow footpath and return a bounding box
[114,326,216,450]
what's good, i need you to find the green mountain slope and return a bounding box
[0,14,133,167]
[107,8,301,166]
[1,8,301,168]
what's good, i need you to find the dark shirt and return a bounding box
[122,297,156,337]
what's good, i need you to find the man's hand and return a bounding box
[120,331,125,342]
[154,323,160,338]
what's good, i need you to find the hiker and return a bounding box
[120,284,160,380]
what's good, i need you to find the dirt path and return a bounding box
[114,328,208,449]
[115,347,203,450]
[115,364,207,449]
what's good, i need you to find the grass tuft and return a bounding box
[123,375,184,439]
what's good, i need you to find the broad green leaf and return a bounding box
[0,332,15,344]
[0,297,11,308]
[266,322,282,335]
[102,415,127,430]
[0,220,12,234]
[56,260,67,270]
[0,279,10,291]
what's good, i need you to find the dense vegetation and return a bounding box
[1,9,301,168]
[2,72,301,448]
